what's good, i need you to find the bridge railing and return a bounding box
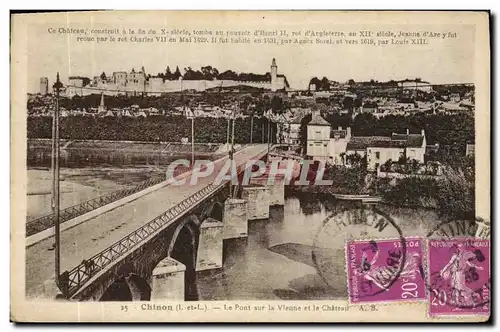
[61,179,228,298]
[26,167,190,237]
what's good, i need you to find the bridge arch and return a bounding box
[98,273,151,302]
[126,273,151,301]
[168,215,199,301]
[99,276,132,301]
[208,201,224,221]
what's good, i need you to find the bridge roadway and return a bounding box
[26,144,269,298]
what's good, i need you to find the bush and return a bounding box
[378,159,475,220]
[379,177,439,207]
[436,167,475,220]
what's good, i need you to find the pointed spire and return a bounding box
[271,58,277,67]
[53,72,63,91]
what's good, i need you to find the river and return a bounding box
[194,193,445,301]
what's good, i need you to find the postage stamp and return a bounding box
[427,238,490,316]
[346,237,426,304]
[312,205,407,298]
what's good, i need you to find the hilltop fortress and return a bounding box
[63,58,289,97]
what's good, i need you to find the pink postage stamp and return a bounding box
[427,238,490,317]
[346,237,426,304]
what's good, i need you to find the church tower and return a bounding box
[98,92,106,113]
[271,58,278,92]
[39,77,48,95]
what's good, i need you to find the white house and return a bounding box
[306,112,331,161]
[346,129,427,171]
[286,114,305,146]
[328,126,351,164]
[305,111,427,170]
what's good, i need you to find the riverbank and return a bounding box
[27,167,164,220]
[287,185,380,201]
[28,138,225,168]
[286,185,437,209]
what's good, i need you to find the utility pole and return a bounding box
[250,114,254,144]
[226,115,230,146]
[191,110,195,168]
[231,106,236,156]
[267,116,271,155]
[261,120,265,144]
[52,72,63,287]
[156,136,161,168]
[229,104,236,198]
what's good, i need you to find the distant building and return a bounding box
[306,112,331,160]
[450,93,461,103]
[305,112,427,171]
[398,79,433,93]
[363,130,427,171]
[329,126,352,164]
[39,77,48,95]
[65,58,289,96]
[281,112,307,146]
[466,143,475,156]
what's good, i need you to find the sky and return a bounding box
[23,12,476,92]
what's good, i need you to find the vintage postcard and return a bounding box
[10,10,490,323]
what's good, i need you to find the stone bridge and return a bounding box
[71,182,230,301]
[30,144,287,301]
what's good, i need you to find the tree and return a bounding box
[165,66,173,80]
[270,95,284,113]
[343,96,354,111]
[381,159,393,172]
[436,166,474,220]
[345,153,366,169]
[100,72,107,81]
[321,77,330,91]
[408,158,420,174]
[354,98,363,109]
[218,70,239,81]
[173,66,182,79]
[201,66,216,80]
[309,77,322,90]
[339,152,346,165]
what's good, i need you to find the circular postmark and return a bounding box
[312,205,425,303]
[425,218,491,314]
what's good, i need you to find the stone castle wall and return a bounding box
[66,79,280,97]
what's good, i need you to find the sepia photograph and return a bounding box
[10,10,490,322]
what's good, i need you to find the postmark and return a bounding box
[312,205,409,300]
[427,238,490,316]
[346,237,426,304]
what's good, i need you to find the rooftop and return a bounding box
[308,113,330,126]
[346,132,424,150]
[346,136,391,150]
